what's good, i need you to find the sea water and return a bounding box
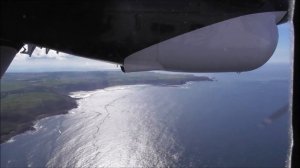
[1,64,292,167]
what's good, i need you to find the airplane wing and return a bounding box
[0,0,289,76]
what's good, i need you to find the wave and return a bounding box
[6,138,15,144]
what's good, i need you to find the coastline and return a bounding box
[1,98,78,144]
[1,72,213,144]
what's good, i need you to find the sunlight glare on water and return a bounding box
[47,85,180,167]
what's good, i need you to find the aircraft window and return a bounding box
[0,9,293,168]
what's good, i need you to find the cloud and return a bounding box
[17,45,73,60]
[7,46,119,72]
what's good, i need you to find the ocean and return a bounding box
[1,64,292,167]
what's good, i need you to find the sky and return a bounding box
[6,23,293,73]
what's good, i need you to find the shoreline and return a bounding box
[1,103,78,144]
[1,74,213,144]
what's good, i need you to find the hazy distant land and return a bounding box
[0,71,213,143]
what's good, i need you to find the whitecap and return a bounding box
[6,138,15,143]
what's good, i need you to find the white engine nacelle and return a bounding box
[123,12,286,73]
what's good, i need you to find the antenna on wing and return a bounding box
[45,48,50,54]
[20,44,36,57]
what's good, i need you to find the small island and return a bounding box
[1,71,213,143]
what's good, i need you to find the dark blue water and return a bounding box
[1,63,292,167]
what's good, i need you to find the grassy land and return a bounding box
[1,71,212,143]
